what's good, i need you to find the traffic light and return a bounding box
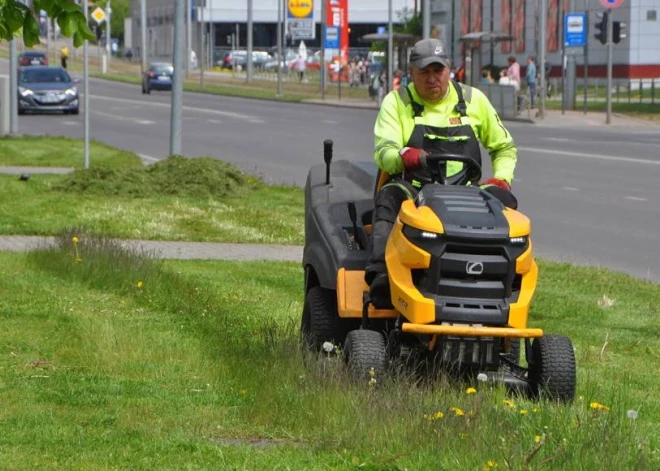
[594,11,608,45]
[613,21,627,44]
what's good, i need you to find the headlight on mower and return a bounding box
[510,236,527,245]
[402,225,441,241]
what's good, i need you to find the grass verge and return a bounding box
[0,235,658,469]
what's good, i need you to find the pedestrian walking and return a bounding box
[60,45,69,69]
[296,55,306,82]
[526,56,537,108]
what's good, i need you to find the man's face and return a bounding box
[411,63,450,103]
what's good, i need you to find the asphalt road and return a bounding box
[7,71,660,283]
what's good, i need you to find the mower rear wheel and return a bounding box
[528,334,576,402]
[301,286,341,352]
[344,329,387,381]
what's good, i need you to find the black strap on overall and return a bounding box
[399,80,469,118]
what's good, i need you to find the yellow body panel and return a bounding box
[385,219,436,324]
[401,323,543,338]
[503,208,531,238]
[398,200,444,234]
[336,269,397,318]
[508,242,538,328]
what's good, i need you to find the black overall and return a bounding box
[365,81,483,285]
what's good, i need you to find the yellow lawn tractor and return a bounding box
[301,140,576,401]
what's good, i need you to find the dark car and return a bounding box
[142,62,173,94]
[18,66,79,115]
[19,51,48,66]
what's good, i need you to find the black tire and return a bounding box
[301,286,341,352]
[18,108,25,115]
[528,334,576,402]
[344,330,387,381]
[70,108,79,115]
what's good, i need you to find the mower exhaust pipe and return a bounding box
[323,139,333,185]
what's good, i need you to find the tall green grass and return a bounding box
[0,234,657,469]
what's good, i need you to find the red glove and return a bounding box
[480,178,511,191]
[399,147,427,171]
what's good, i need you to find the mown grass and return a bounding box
[0,135,142,168]
[0,236,658,469]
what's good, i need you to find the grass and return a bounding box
[0,236,658,469]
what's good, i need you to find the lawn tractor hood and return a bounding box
[385,185,537,326]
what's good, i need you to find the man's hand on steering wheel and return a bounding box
[399,147,427,171]
[479,178,511,191]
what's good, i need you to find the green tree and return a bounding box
[96,0,129,44]
[0,0,95,47]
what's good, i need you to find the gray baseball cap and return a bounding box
[409,38,450,69]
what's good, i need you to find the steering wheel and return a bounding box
[418,152,482,186]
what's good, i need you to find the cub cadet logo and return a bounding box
[466,261,484,275]
[397,297,408,310]
[288,0,313,18]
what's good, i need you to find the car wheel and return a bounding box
[18,108,25,115]
[70,108,79,115]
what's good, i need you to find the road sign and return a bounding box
[91,7,106,24]
[600,0,624,9]
[564,13,587,47]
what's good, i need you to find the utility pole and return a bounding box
[276,0,283,97]
[320,0,326,99]
[388,0,394,93]
[106,0,112,65]
[170,0,184,156]
[199,1,204,88]
[606,8,612,124]
[140,0,147,74]
[247,0,253,82]
[539,0,546,118]
[422,0,430,38]
[186,0,191,76]
[83,0,90,168]
[9,39,17,134]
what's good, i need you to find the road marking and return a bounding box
[138,153,160,163]
[135,119,156,125]
[248,119,265,123]
[543,137,574,142]
[208,119,223,124]
[624,196,647,201]
[518,146,660,166]
[89,94,261,122]
[561,186,579,191]
[323,120,339,124]
[61,120,79,125]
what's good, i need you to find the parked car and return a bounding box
[142,62,173,94]
[263,49,298,73]
[17,66,78,115]
[19,51,48,66]
[222,50,273,70]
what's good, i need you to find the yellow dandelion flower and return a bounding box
[466,387,477,394]
[503,399,515,408]
[72,236,79,244]
[450,407,465,416]
[483,460,498,470]
[434,411,444,420]
[137,281,144,288]
[590,402,610,412]
[534,435,542,443]
[520,409,528,415]
[532,407,540,413]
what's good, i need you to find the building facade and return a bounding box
[128,0,659,78]
[430,0,660,78]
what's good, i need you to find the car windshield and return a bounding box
[151,65,173,74]
[21,69,70,83]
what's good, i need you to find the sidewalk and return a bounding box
[0,236,303,262]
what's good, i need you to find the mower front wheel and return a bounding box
[528,334,576,402]
[344,329,387,381]
[301,286,341,352]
